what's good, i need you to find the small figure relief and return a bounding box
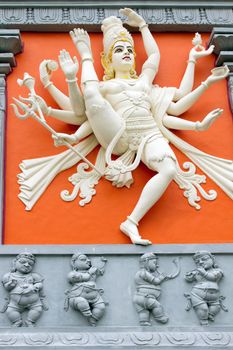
[64,253,107,326]
[133,253,180,326]
[1,253,48,327]
[184,251,228,326]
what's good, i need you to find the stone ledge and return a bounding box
[0,329,233,348]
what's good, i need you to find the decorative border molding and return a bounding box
[0,30,23,244]
[0,329,233,348]
[0,7,232,32]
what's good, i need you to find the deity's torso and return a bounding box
[99,78,163,153]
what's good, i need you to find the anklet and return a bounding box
[44,81,53,89]
[66,78,77,83]
[127,216,138,226]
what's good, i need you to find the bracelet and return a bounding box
[195,121,201,131]
[187,58,196,64]
[65,78,77,83]
[73,133,80,142]
[44,81,53,89]
[201,81,209,89]
[47,107,52,116]
[139,23,148,31]
[82,57,93,63]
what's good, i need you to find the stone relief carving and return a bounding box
[133,253,180,326]
[64,253,107,326]
[11,9,232,247]
[1,253,48,327]
[184,251,227,326]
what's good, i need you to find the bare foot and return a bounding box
[120,219,152,245]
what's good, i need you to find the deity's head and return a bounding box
[71,253,92,271]
[12,252,36,274]
[140,253,158,272]
[193,251,216,269]
[101,16,137,80]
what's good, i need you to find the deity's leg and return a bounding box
[89,301,105,326]
[138,310,151,326]
[120,140,176,245]
[208,303,221,321]
[6,308,23,327]
[82,85,126,154]
[25,306,43,326]
[151,303,169,323]
[194,304,209,325]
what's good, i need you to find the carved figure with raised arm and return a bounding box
[184,251,227,325]
[1,253,48,327]
[64,253,107,326]
[134,253,180,326]
[12,8,232,246]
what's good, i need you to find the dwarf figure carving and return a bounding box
[1,253,48,327]
[185,251,227,325]
[64,253,107,326]
[133,253,180,326]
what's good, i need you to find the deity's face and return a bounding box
[146,258,158,272]
[196,254,214,270]
[74,254,91,270]
[111,40,135,73]
[15,257,34,274]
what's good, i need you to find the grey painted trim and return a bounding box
[0,7,232,32]
[1,329,233,348]
[208,27,233,113]
[1,0,233,8]
[0,75,6,246]
[1,243,233,255]
[0,31,23,245]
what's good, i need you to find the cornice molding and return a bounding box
[0,5,232,32]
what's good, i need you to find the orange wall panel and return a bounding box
[4,32,233,244]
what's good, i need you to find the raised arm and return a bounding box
[167,65,229,116]
[120,8,160,83]
[58,50,86,117]
[173,42,215,101]
[120,8,160,58]
[39,60,72,111]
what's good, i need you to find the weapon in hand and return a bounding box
[11,73,103,176]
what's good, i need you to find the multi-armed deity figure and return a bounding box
[12,8,232,245]
[133,253,180,326]
[1,253,47,327]
[64,253,107,326]
[184,251,227,325]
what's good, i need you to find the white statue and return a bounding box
[12,8,232,245]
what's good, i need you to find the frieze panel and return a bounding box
[206,9,233,25]
[0,8,232,31]
[173,9,201,25]
[34,8,63,24]
[0,8,27,24]
[69,8,100,25]
[139,9,167,24]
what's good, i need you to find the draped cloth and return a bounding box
[17,86,233,210]
[151,86,233,200]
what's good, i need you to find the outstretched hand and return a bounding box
[205,65,230,86]
[120,8,145,27]
[58,49,79,80]
[189,45,215,62]
[196,108,223,131]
